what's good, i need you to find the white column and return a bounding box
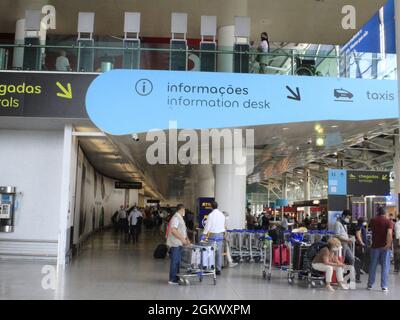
[394,133,400,211]
[215,163,246,229]
[13,19,25,69]
[217,25,235,72]
[57,125,73,268]
[304,168,311,216]
[394,1,400,211]
[196,165,215,198]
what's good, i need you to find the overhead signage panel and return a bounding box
[85,69,398,135]
[328,169,347,195]
[0,71,97,118]
[115,181,142,189]
[347,171,390,196]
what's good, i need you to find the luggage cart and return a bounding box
[261,235,273,281]
[177,242,217,286]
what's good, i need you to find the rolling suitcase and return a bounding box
[273,244,290,266]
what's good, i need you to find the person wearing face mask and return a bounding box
[355,217,368,282]
[312,238,349,292]
[256,32,270,74]
[334,210,361,281]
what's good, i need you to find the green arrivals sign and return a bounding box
[0,71,97,118]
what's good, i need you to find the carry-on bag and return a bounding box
[153,244,168,259]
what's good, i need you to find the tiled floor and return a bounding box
[0,229,399,300]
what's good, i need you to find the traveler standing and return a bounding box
[166,204,190,285]
[367,207,394,292]
[55,50,72,72]
[256,32,270,74]
[136,208,143,238]
[261,211,270,230]
[118,205,129,242]
[334,210,361,281]
[355,217,368,283]
[281,214,289,231]
[246,208,256,230]
[128,207,140,243]
[303,214,311,229]
[202,201,226,275]
[393,213,400,273]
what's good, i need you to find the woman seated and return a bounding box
[312,238,349,292]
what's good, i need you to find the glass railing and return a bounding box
[0,40,396,80]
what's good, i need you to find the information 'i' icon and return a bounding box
[135,79,153,96]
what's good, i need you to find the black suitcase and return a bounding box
[153,244,168,259]
[292,242,309,271]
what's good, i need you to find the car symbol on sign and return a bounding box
[334,88,353,99]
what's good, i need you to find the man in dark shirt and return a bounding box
[367,207,394,292]
[261,212,270,230]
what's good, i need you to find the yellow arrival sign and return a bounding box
[56,82,73,99]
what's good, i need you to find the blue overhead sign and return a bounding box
[328,169,347,196]
[85,69,398,135]
[341,0,395,54]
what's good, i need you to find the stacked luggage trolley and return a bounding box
[227,229,267,263]
[177,239,218,286]
[262,230,339,287]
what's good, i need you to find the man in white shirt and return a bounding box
[55,50,72,72]
[202,201,226,275]
[394,213,400,273]
[128,207,141,243]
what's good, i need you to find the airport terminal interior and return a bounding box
[1,0,400,300]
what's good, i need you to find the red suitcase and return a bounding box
[273,245,290,266]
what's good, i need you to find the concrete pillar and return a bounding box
[196,165,215,198]
[217,25,235,72]
[394,131,400,211]
[13,19,25,69]
[303,168,311,217]
[215,162,247,230]
[13,17,48,70]
[394,1,400,211]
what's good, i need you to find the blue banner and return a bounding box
[328,169,347,195]
[341,0,395,54]
[85,69,398,135]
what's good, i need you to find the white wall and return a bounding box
[0,129,63,260]
[0,129,63,240]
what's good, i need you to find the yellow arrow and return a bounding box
[56,82,73,99]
